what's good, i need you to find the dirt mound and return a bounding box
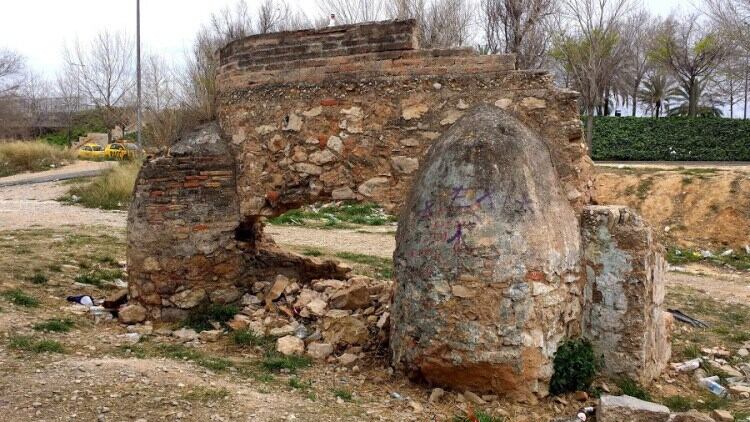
[595,165,750,250]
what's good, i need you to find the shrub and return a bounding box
[453,410,505,422]
[74,268,123,287]
[592,117,750,161]
[0,141,74,177]
[550,338,600,395]
[62,161,140,210]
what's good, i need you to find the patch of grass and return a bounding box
[301,248,323,257]
[269,202,396,227]
[9,336,64,353]
[550,338,600,395]
[616,377,650,401]
[288,377,312,390]
[334,252,393,279]
[636,177,654,200]
[183,387,229,402]
[0,141,74,177]
[231,329,275,350]
[61,161,140,210]
[662,395,693,412]
[153,343,233,372]
[95,255,119,266]
[333,389,353,401]
[74,268,123,287]
[695,393,730,411]
[27,273,48,285]
[665,247,750,271]
[183,304,239,332]
[261,352,311,373]
[1,289,39,307]
[681,344,702,360]
[33,318,74,333]
[453,410,505,422]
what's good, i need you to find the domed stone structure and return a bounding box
[390,105,584,399]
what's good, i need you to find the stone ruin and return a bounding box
[126,19,671,399]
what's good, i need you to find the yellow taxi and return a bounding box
[77,143,106,160]
[104,142,142,160]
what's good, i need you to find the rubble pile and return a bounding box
[225,274,392,361]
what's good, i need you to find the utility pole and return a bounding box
[136,0,143,147]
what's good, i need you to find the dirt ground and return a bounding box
[595,164,750,250]
[0,163,748,421]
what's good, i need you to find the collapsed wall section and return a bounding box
[581,205,672,383]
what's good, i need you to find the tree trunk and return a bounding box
[688,81,698,118]
[585,110,594,152]
[744,58,748,120]
[656,102,661,119]
[632,83,638,116]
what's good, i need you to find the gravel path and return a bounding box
[267,225,395,258]
[0,160,116,187]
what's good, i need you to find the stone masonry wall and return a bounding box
[127,124,243,321]
[581,205,672,383]
[217,19,594,219]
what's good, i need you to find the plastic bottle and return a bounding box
[699,377,728,397]
[675,358,701,372]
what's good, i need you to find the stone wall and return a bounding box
[127,124,243,320]
[217,19,594,218]
[581,205,672,383]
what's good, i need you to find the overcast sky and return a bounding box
[0,0,692,79]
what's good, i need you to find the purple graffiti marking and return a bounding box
[514,193,533,213]
[475,190,493,208]
[451,186,467,204]
[418,200,434,221]
[447,223,463,246]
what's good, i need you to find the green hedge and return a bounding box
[592,117,750,161]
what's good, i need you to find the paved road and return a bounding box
[0,161,116,187]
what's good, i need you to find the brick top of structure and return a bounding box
[217,19,516,90]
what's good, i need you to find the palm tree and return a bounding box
[638,72,677,118]
[668,81,724,117]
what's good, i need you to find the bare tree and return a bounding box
[650,16,728,118]
[317,0,385,24]
[620,10,658,116]
[387,0,474,48]
[0,48,24,96]
[143,54,182,147]
[54,68,80,145]
[478,0,556,69]
[66,30,134,141]
[714,54,745,118]
[552,0,633,146]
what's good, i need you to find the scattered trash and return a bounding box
[721,249,734,257]
[699,376,728,398]
[674,358,702,372]
[576,406,596,421]
[701,250,714,258]
[667,309,709,328]
[67,295,94,307]
[390,392,403,400]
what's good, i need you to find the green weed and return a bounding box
[1,289,39,307]
[33,318,74,333]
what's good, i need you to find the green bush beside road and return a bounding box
[592,117,750,161]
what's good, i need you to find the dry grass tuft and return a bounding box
[63,161,141,210]
[0,141,74,177]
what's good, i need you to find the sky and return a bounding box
[0,0,690,79]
